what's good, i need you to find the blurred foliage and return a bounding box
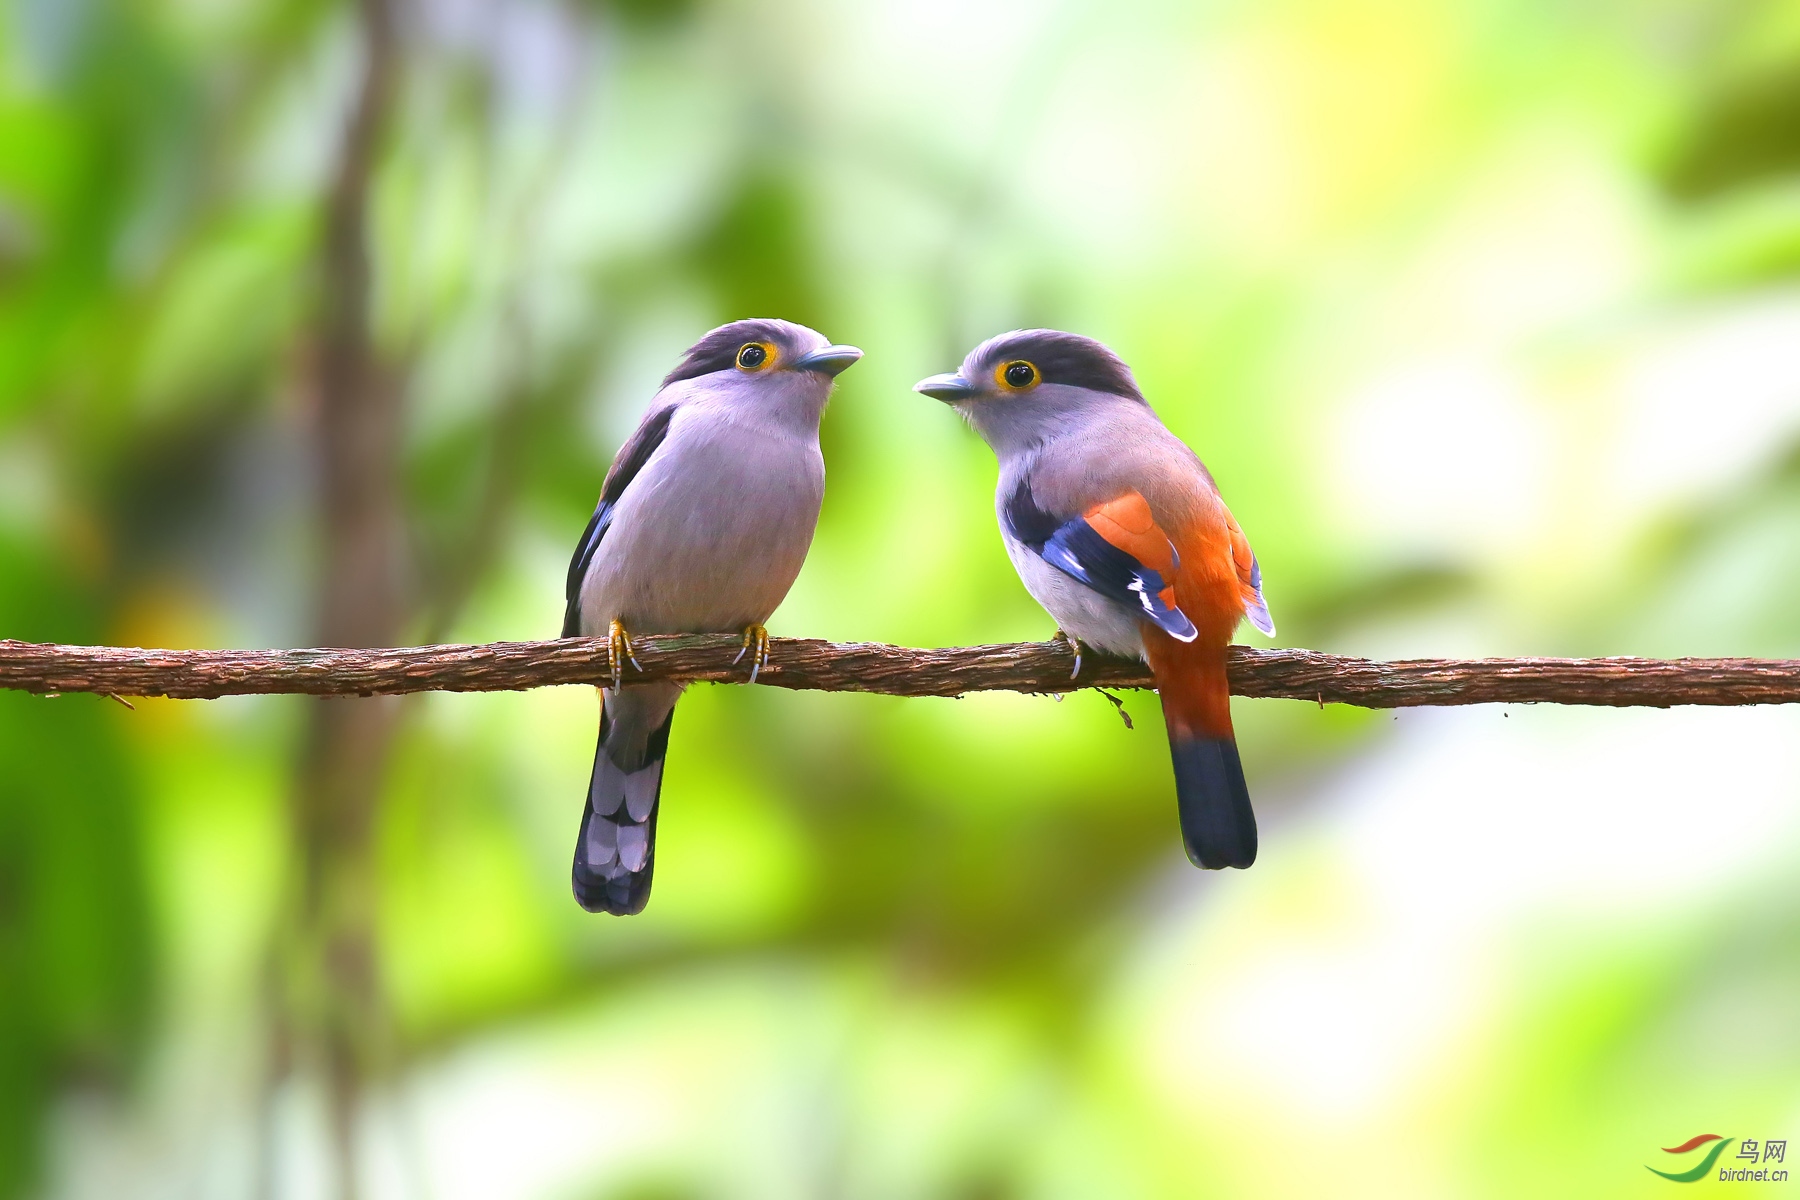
[2,0,1800,1197]
[0,534,149,1200]
[1666,65,1800,200]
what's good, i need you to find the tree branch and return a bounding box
[3,636,1797,708]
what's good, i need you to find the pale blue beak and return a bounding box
[792,345,863,377]
[914,373,975,402]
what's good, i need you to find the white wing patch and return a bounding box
[1243,589,1275,637]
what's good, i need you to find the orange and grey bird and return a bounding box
[915,330,1274,869]
[564,318,861,914]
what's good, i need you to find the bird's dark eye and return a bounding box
[1000,360,1039,390]
[736,342,770,370]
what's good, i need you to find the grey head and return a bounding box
[913,329,1146,456]
[662,317,861,435]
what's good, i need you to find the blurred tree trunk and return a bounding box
[279,2,403,1198]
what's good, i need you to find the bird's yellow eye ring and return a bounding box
[996,360,1040,391]
[736,342,775,371]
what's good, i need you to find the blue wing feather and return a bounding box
[562,504,612,638]
[1004,476,1197,643]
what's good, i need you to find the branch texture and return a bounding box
[3,636,1798,708]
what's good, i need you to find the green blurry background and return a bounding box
[4,0,1800,1196]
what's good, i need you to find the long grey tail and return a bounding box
[572,684,680,915]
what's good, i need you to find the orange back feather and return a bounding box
[1082,488,1249,741]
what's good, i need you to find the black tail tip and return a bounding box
[571,804,655,915]
[1169,736,1258,870]
[572,866,652,915]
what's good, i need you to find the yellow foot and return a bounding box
[1055,629,1084,680]
[606,618,642,690]
[732,623,772,684]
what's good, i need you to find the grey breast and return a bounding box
[579,404,826,636]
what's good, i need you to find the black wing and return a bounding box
[562,405,676,638]
[1002,475,1197,642]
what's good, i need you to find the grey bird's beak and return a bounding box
[791,345,863,377]
[914,373,976,403]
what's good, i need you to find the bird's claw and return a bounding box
[733,623,771,684]
[606,618,642,689]
[1055,629,1084,680]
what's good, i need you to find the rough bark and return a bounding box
[4,635,1797,708]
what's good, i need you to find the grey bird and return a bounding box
[916,330,1274,870]
[563,318,861,914]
